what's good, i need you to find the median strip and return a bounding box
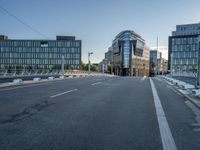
[150,78,177,150]
[50,89,78,98]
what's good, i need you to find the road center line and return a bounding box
[91,82,102,86]
[150,78,177,150]
[50,89,78,98]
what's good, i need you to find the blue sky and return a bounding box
[0,0,200,62]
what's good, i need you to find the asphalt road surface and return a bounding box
[0,76,200,150]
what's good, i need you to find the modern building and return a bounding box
[99,46,113,74]
[104,47,113,73]
[105,46,113,63]
[150,50,162,75]
[168,23,200,77]
[111,30,150,76]
[150,50,168,76]
[161,58,168,74]
[98,58,108,73]
[0,35,81,74]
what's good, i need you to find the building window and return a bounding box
[41,41,48,47]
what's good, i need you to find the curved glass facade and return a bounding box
[123,32,130,68]
[112,30,150,76]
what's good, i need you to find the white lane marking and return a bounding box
[150,78,177,150]
[50,89,78,98]
[91,82,102,86]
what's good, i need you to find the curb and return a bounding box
[159,76,200,109]
[0,74,116,89]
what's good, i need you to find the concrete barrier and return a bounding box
[192,89,200,96]
[12,78,23,84]
[181,84,195,90]
[59,76,65,79]
[33,77,41,81]
[68,75,73,78]
[176,81,186,87]
[48,77,55,80]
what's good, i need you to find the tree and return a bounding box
[91,65,99,72]
[81,61,88,71]
[80,61,99,72]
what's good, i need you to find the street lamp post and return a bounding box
[111,51,114,75]
[170,53,173,78]
[88,52,93,73]
[61,55,64,76]
[196,41,200,87]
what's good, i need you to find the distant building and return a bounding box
[105,47,113,63]
[0,35,81,74]
[104,47,113,73]
[168,23,200,77]
[161,58,168,74]
[98,59,108,73]
[150,50,162,75]
[112,30,150,76]
[98,47,113,74]
[150,50,168,76]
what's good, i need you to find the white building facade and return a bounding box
[169,23,200,77]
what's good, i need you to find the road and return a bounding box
[0,76,200,150]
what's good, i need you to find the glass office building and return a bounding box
[168,23,200,77]
[112,30,150,76]
[0,35,81,74]
[150,50,162,75]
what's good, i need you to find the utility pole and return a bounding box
[162,59,164,75]
[14,65,16,76]
[111,51,113,75]
[102,64,105,74]
[88,52,93,73]
[61,55,64,76]
[196,41,200,87]
[157,36,159,75]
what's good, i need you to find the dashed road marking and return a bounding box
[150,78,177,150]
[50,89,78,98]
[91,82,102,86]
